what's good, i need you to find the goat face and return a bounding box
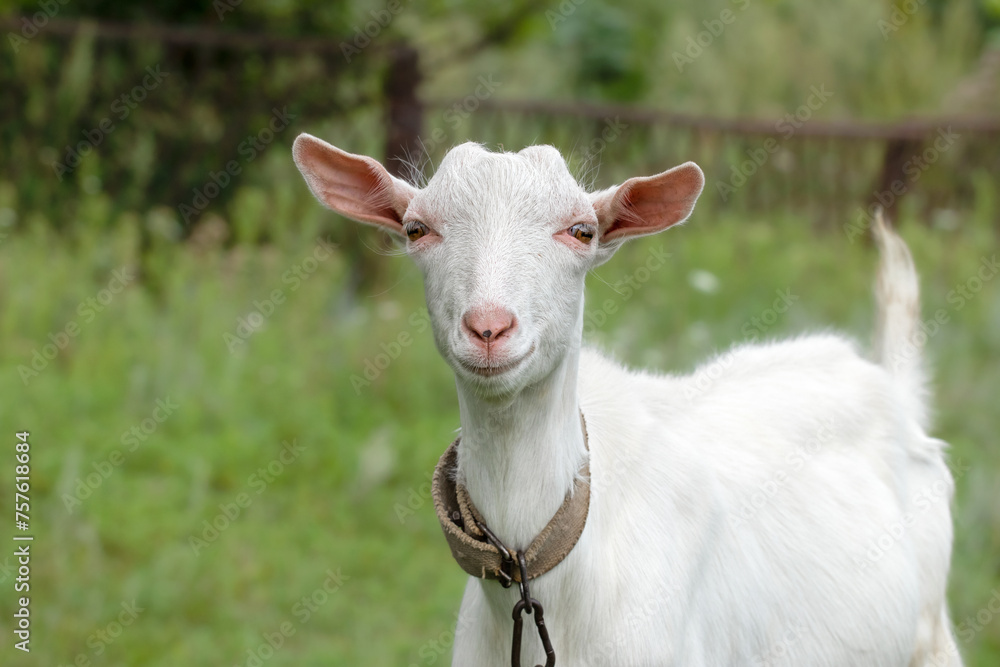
[403,143,602,399]
[293,136,705,401]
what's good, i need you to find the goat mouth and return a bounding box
[457,344,535,377]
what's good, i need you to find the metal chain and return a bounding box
[474,519,556,667]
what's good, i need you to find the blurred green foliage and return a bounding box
[2,0,1000,665]
[1,0,996,250]
[1,208,998,665]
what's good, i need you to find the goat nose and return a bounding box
[462,307,516,344]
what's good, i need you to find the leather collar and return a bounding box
[431,413,591,583]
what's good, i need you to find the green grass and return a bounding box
[1,209,998,666]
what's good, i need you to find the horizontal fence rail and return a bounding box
[419,97,1000,228]
[3,15,998,238]
[0,15,370,54]
[435,97,1000,139]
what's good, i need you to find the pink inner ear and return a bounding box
[293,135,413,233]
[319,158,400,227]
[602,163,704,242]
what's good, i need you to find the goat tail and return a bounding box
[872,209,929,427]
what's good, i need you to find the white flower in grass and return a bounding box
[688,269,720,294]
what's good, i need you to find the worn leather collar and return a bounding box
[431,413,590,583]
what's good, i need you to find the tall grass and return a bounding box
[1,2,997,663]
[1,202,997,665]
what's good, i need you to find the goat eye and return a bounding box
[405,221,429,242]
[568,223,595,244]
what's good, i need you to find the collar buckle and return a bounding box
[474,517,515,588]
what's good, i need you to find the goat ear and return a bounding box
[591,162,705,242]
[292,133,417,235]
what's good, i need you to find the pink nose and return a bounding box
[462,307,516,346]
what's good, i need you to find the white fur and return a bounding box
[292,137,961,666]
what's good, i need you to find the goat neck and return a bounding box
[454,344,587,550]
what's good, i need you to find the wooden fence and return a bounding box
[412,97,1000,227]
[3,15,999,231]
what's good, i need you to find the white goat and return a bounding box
[293,136,961,667]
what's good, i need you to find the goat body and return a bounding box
[293,137,961,666]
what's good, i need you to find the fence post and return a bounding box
[871,137,923,222]
[383,42,423,178]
